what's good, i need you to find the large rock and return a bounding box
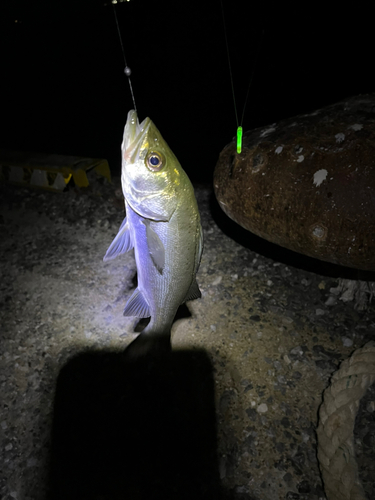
[214,94,375,271]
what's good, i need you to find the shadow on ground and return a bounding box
[47,340,232,500]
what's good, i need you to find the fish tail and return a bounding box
[141,317,173,337]
[141,324,171,336]
[124,329,171,358]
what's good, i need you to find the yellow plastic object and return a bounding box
[0,150,111,191]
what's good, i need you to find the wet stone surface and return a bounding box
[0,179,375,499]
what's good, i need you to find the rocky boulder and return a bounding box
[214,94,375,271]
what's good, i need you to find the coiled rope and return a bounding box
[317,341,375,500]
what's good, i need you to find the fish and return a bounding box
[104,110,203,335]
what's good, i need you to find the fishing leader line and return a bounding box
[112,3,137,114]
[220,0,264,154]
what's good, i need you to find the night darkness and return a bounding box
[1,0,373,183]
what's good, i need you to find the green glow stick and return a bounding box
[237,126,243,154]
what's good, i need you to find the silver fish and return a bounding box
[104,110,203,335]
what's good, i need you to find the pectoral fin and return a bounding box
[123,287,150,318]
[103,217,133,261]
[143,220,165,274]
[183,279,202,302]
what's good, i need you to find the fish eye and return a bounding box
[146,151,164,172]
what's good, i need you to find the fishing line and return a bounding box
[220,0,264,154]
[240,29,264,125]
[220,0,238,128]
[112,3,137,113]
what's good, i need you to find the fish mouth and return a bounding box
[121,110,161,211]
[122,110,152,156]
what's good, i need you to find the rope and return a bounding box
[317,341,375,500]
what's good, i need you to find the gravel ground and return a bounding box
[1,176,374,500]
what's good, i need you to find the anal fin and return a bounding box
[123,287,151,318]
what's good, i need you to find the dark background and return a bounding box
[1,0,373,183]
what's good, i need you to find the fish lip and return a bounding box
[123,110,152,155]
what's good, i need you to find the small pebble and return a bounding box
[257,403,268,413]
[325,296,337,306]
[342,337,353,347]
[283,355,291,365]
[27,457,39,467]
